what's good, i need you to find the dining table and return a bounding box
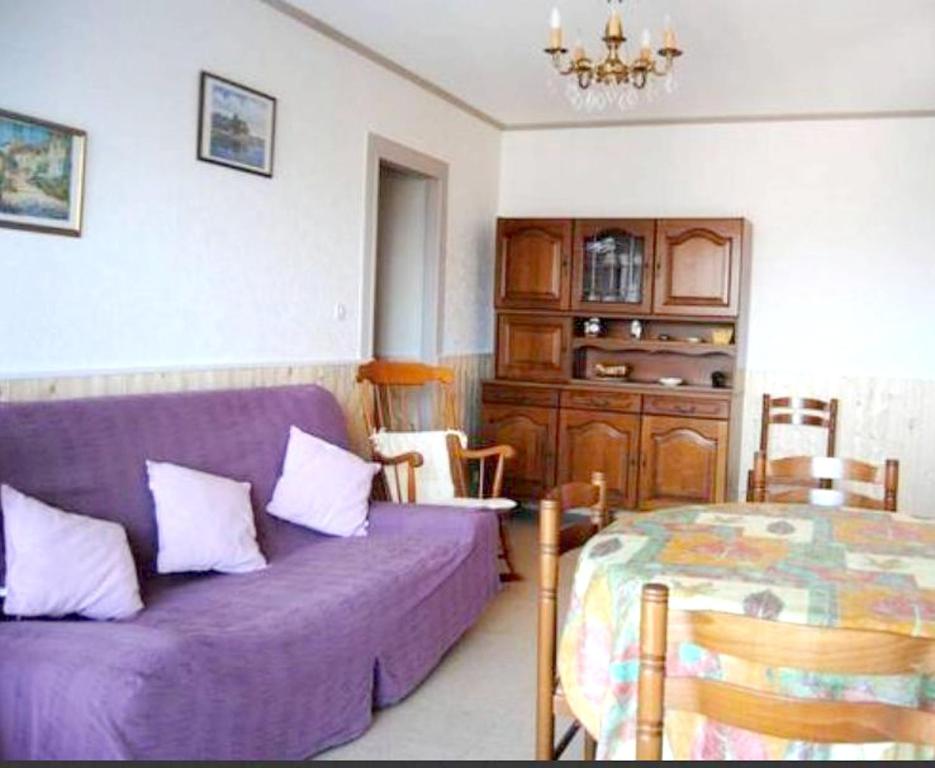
[557,501,935,761]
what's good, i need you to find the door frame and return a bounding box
[362,134,448,362]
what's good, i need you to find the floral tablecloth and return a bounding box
[557,502,935,760]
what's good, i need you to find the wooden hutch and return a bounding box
[480,217,752,510]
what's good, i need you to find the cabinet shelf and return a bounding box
[572,338,736,357]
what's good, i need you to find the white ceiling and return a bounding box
[283,0,935,128]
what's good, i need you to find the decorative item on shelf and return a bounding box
[711,371,728,389]
[657,333,671,341]
[684,335,702,344]
[584,239,603,301]
[595,363,629,379]
[584,231,645,303]
[658,377,684,388]
[544,1,684,113]
[630,319,643,340]
[599,238,620,300]
[711,327,734,345]
[583,317,603,338]
[0,109,86,237]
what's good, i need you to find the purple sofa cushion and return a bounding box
[0,385,348,578]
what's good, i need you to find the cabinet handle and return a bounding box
[674,404,697,415]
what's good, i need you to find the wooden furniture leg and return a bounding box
[497,511,521,582]
[636,583,669,761]
[583,732,597,760]
[536,497,561,760]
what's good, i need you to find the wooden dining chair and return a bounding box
[751,452,899,512]
[635,583,935,760]
[746,394,839,501]
[536,471,609,761]
[356,359,520,579]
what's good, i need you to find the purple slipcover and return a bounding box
[0,385,499,759]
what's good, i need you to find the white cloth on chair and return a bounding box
[370,429,467,504]
[442,497,517,511]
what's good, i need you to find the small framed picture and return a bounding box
[0,109,86,237]
[197,71,276,177]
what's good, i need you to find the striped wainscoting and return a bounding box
[6,360,929,513]
[0,353,494,459]
[736,369,935,515]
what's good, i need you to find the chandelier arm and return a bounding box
[650,55,673,78]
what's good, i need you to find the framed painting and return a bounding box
[197,71,276,177]
[0,110,86,237]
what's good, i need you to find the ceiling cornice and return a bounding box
[504,109,935,132]
[261,1,935,134]
[260,0,504,130]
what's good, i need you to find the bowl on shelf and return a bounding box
[684,336,702,344]
[711,328,734,345]
[658,377,684,388]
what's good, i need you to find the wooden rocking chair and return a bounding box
[356,359,520,581]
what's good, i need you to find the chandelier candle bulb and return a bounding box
[607,9,623,38]
[549,7,562,49]
[663,26,677,50]
[640,29,652,59]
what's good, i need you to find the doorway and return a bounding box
[362,135,448,362]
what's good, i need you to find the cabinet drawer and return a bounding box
[643,395,729,419]
[482,383,559,407]
[560,389,641,414]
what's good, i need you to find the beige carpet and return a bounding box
[316,509,586,761]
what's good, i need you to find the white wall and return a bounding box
[0,0,500,376]
[500,118,935,508]
[500,117,935,379]
[374,166,428,359]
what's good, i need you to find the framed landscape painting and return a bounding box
[197,72,276,177]
[0,110,86,236]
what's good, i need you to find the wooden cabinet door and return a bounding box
[496,219,572,310]
[654,219,743,317]
[558,409,640,509]
[496,314,572,382]
[481,403,557,500]
[572,219,655,315]
[638,415,728,509]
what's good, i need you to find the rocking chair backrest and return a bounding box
[356,359,459,435]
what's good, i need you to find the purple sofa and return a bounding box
[0,385,499,760]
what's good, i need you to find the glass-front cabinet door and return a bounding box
[572,219,655,314]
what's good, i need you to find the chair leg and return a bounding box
[497,513,521,582]
[583,731,597,761]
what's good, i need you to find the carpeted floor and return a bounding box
[316,508,586,761]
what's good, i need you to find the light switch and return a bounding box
[334,302,347,321]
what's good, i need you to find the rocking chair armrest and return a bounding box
[458,444,517,461]
[373,449,424,469]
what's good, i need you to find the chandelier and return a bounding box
[544,0,683,112]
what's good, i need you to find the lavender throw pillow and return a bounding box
[1,484,143,620]
[147,461,268,575]
[267,426,380,537]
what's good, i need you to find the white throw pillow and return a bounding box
[267,426,380,537]
[1,484,143,620]
[146,461,267,574]
[370,430,467,504]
